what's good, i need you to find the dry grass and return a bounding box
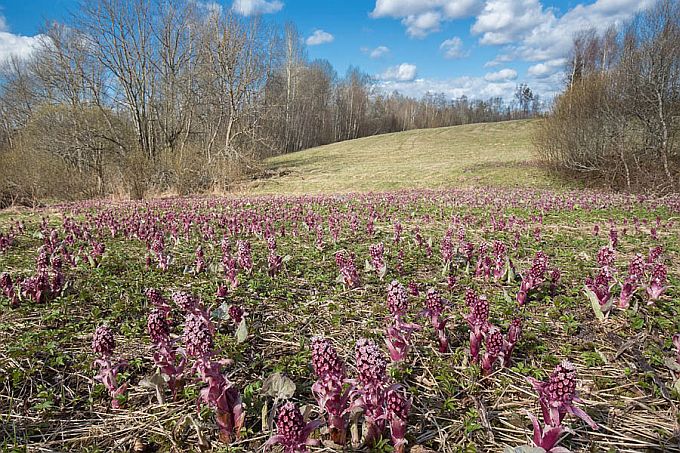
[243,120,567,194]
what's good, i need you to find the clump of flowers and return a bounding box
[516,251,549,306]
[492,240,510,282]
[183,308,244,442]
[422,288,450,353]
[465,289,490,362]
[335,251,360,289]
[617,254,645,308]
[584,246,618,316]
[351,338,389,446]
[524,361,598,452]
[267,236,284,277]
[265,401,321,452]
[310,337,350,444]
[385,387,410,453]
[475,243,492,280]
[384,281,420,362]
[236,239,253,274]
[368,242,387,278]
[147,308,185,398]
[503,318,523,367]
[194,246,206,274]
[0,272,19,307]
[441,229,454,270]
[91,325,127,408]
[481,326,504,376]
[386,280,408,318]
[646,262,667,302]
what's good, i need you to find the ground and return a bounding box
[0,124,679,453]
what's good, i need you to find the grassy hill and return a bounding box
[246,119,563,194]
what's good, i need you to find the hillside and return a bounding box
[246,119,562,194]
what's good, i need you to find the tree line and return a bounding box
[0,0,536,204]
[535,0,680,194]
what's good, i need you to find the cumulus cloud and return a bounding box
[366,45,390,59]
[232,0,283,16]
[378,63,418,82]
[527,58,566,78]
[376,76,517,100]
[306,29,334,46]
[440,37,466,59]
[0,15,44,63]
[371,0,482,38]
[472,0,547,46]
[484,68,518,82]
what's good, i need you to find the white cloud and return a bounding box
[527,58,566,78]
[0,31,44,63]
[440,37,466,59]
[376,76,517,100]
[0,14,7,33]
[306,29,334,46]
[232,0,283,16]
[371,0,482,38]
[484,53,513,67]
[367,45,390,59]
[472,0,548,46]
[402,11,442,38]
[378,63,418,82]
[198,1,223,16]
[484,68,518,82]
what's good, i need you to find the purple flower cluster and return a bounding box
[335,250,360,289]
[92,325,127,408]
[422,288,450,353]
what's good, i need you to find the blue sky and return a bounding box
[0,0,656,101]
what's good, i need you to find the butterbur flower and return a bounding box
[503,318,522,367]
[0,272,18,307]
[386,280,408,318]
[311,337,345,379]
[481,326,504,376]
[236,240,253,273]
[265,401,321,452]
[466,293,490,362]
[369,242,386,278]
[335,251,360,289]
[385,387,410,453]
[173,291,197,313]
[527,360,598,429]
[195,246,206,274]
[92,325,127,408]
[422,288,450,353]
[350,339,389,447]
[183,313,213,358]
[355,338,387,387]
[385,320,419,363]
[92,325,115,358]
[673,334,680,366]
[229,304,244,324]
[147,309,170,344]
[310,337,350,444]
[646,262,667,302]
[148,309,185,398]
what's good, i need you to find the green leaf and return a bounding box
[584,286,605,322]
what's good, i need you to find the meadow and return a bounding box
[1,186,679,452]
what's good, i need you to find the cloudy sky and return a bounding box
[0,0,656,101]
